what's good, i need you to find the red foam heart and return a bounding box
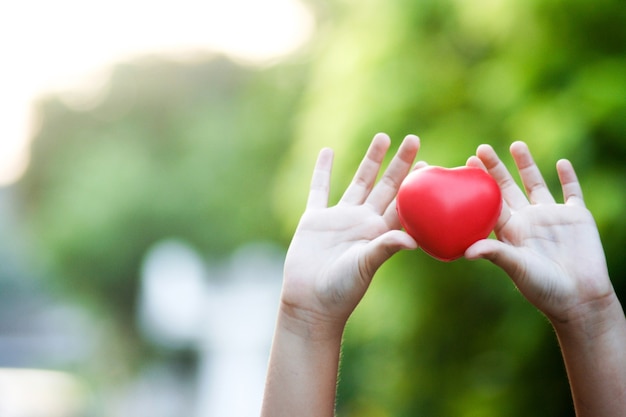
[396,166,502,261]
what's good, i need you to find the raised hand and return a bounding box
[465,141,613,323]
[262,133,420,417]
[281,133,420,337]
[466,141,626,417]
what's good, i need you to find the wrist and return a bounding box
[277,300,347,343]
[550,290,625,341]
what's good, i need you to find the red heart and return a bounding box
[396,166,502,261]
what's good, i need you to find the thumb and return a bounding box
[363,230,417,277]
[465,239,523,279]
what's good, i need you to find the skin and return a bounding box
[261,135,626,417]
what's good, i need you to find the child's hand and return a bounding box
[465,142,614,324]
[281,133,420,338]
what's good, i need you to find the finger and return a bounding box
[306,147,334,209]
[381,159,429,226]
[361,230,417,279]
[510,141,556,205]
[467,153,513,232]
[413,160,428,171]
[466,155,487,171]
[492,199,513,236]
[476,144,529,210]
[556,159,586,207]
[340,133,391,205]
[464,239,523,281]
[382,198,401,230]
[366,134,420,213]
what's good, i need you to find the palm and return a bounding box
[280,134,420,328]
[467,142,611,322]
[494,203,610,319]
[283,205,394,323]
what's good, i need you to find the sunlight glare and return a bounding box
[0,0,315,186]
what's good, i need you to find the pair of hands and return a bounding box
[281,133,614,337]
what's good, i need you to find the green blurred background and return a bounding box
[10,0,626,415]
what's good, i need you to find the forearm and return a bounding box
[551,291,626,417]
[261,310,344,417]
